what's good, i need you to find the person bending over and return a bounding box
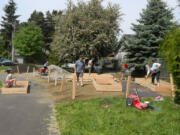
[146,61,161,86]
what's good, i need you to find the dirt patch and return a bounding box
[31,77,124,103]
[24,72,170,103]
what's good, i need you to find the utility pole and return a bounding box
[11,23,16,62]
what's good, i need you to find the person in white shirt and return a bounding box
[146,61,161,86]
[44,61,48,69]
[5,70,16,87]
[88,58,94,75]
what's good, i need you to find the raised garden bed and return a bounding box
[1,81,29,94]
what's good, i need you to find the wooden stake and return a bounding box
[126,75,131,98]
[48,69,51,83]
[16,65,20,74]
[40,69,42,79]
[54,72,58,86]
[170,74,175,98]
[27,66,29,73]
[60,74,65,91]
[33,67,36,77]
[72,74,76,100]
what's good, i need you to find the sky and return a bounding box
[0,0,180,34]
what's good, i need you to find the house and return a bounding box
[115,34,134,66]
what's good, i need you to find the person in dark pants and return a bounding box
[146,62,161,86]
[151,70,160,85]
[74,57,85,87]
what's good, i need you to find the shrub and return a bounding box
[159,28,180,104]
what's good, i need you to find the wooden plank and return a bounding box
[92,78,122,92]
[27,66,29,73]
[54,72,58,86]
[33,67,36,77]
[72,74,76,100]
[48,69,51,83]
[170,74,175,98]
[155,86,171,93]
[126,75,131,98]
[16,65,20,74]
[135,78,172,93]
[1,81,29,94]
[95,78,112,85]
[60,74,65,91]
[40,69,42,78]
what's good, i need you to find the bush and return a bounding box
[159,28,180,104]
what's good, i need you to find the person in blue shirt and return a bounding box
[44,61,48,69]
[146,61,161,86]
[74,57,85,86]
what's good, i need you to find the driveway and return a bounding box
[0,74,59,135]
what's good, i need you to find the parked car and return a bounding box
[103,57,114,69]
[0,59,17,66]
[0,58,9,62]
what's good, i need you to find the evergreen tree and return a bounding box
[44,10,62,52]
[0,0,19,58]
[28,10,62,55]
[0,36,6,58]
[28,10,45,30]
[124,0,174,70]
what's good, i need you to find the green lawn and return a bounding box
[0,80,2,88]
[55,98,180,135]
[0,66,9,71]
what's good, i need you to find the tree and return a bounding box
[44,10,62,52]
[123,0,174,70]
[0,0,19,58]
[28,10,45,30]
[159,28,180,104]
[50,0,122,64]
[14,23,44,62]
[0,36,6,58]
[28,10,62,55]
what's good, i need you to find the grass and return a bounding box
[55,97,180,135]
[0,66,9,71]
[0,80,2,88]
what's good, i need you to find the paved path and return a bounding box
[0,73,59,135]
[121,81,160,97]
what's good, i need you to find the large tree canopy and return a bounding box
[14,23,44,62]
[0,0,19,58]
[123,0,174,70]
[50,0,122,64]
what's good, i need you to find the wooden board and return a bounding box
[67,73,114,82]
[95,78,113,85]
[155,86,171,93]
[68,73,122,92]
[1,81,29,94]
[93,79,122,92]
[135,78,171,93]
